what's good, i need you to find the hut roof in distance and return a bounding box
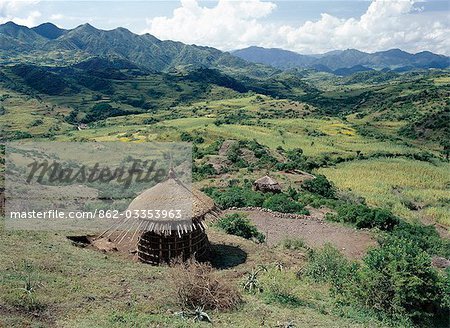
[253,175,282,192]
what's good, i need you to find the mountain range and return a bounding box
[0,21,449,76]
[232,46,449,74]
[0,21,266,76]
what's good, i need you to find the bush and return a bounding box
[192,163,216,180]
[29,119,43,127]
[303,244,356,285]
[215,213,265,243]
[170,260,242,311]
[180,131,193,142]
[280,238,307,251]
[302,175,336,198]
[330,204,399,231]
[142,117,159,124]
[352,237,449,325]
[204,187,265,209]
[297,191,340,209]
[391,221,450,258]
[262,193,308,214]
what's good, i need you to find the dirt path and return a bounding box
[225,209,377,259]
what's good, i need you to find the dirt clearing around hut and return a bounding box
[225,209,377,259]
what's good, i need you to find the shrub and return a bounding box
[302,175,336,198]
[352,237,449,325]
[192,163,216,180]
[262,193,308,214]
[297,191,340,209]
[242,266,267,293]
[275,148,306,171]
[170,260,242,311]
[391,221,450,258]
[29,119,44,127]
[83,102,139,123]
[330,204,399,231]
[215,213,265,243]
[303,244,356,285]
[180,131,193,142]
[204,187,265,209]
[260,269,303,307]
[286,148,304,162]
[280,238,307,251]
[363,208,399,231]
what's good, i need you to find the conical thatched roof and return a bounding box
[253,175,282,193]
[254,175,279,186]
[98,169,218,239]
[127,178,215,220]
[125,171,217,235]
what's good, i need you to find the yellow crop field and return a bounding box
[320,158,450,226]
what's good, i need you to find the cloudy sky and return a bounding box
[1,0,449,54]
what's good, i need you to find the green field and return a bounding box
[320,158,450,226]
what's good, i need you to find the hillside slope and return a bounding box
[0,22,273,76]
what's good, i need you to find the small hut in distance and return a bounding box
[253,175,282,193]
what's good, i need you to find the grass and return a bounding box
[0,88,73,139]
[26,93,439,163]
[152,116,421,158]
[319,158,450,226]
[0,227,391,327]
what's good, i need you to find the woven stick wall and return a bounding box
[137,222,209,265]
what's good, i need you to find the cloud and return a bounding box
[280,0,449,54]
[145,0,450,54]
[50,13,64,21]
[145,0,277,50]
[0,0,41,26]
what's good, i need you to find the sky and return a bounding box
[0,0,449,55]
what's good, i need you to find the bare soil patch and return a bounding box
[225,209,376,259]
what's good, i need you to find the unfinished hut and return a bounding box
[253,175,282,193]
[125,170,218,265]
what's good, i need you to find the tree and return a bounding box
[302,175,335,198]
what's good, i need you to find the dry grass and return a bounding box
[170,260,242,311]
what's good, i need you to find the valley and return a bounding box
[0,20,449,328]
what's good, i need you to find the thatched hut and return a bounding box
[253,175,282,193]
[125,170,219,265]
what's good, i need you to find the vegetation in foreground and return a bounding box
[0,46,449,327]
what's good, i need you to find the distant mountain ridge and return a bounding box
[32,22,66,39]
[232,46,450,74]
[0,21,269,75]
[1,21,448,76]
